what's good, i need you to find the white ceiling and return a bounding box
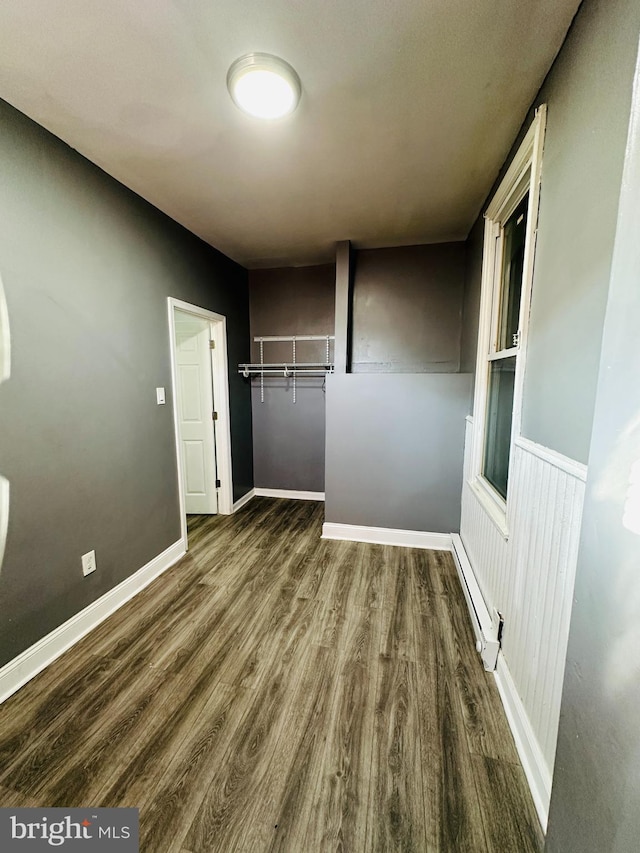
[0,0,581,268]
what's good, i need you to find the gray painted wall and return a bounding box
[351,243,465,373]
[545,46,640,850]
[522,0,640,463]
[0,98,252,667]
[461,0,640,464]
[249,265,334,491]
[325,374,473,533]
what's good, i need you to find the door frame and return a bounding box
[168,298,234,546]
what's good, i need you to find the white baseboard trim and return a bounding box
[322,522,452,551]
[232,488,255,512]
[255,488,325,501]
[0,538,186,705]
[494,652,552,831]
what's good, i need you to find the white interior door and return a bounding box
[174,311,218,514]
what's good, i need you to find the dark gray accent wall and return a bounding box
[0,97,252,667]
[545,49,640,851]
[251,382,327,492]
[462,0,640,463]
[351,243,466,373]
[334,242,353,374]
[249,265,335,491]
[460,217,484,381]
[325,374,473,533]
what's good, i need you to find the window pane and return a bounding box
[497,194,529,351]
[483,356,516,499]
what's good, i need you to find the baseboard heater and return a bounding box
[451,534,503,671]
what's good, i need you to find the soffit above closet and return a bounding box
[0,0,581,268]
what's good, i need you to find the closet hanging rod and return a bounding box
[238,366,334,373]
[253,334,335,343]
[237,368,333,376]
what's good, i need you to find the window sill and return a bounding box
[468,477,510,540]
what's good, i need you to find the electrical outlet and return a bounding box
[82,550,97,576]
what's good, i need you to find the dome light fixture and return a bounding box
[227,53,301,120]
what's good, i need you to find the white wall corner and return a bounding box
[461,414,586,826]
[322,522,452,551]
[232,488,256,512]
[494,652,552,831]
[0,538,186,705]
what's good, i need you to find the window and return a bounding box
[470,106,547,534]
[484,192,528,498]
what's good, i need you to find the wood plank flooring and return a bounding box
[0,498,543,852]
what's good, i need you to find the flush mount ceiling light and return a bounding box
[227,53,301,119]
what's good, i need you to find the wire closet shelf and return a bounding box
[238,335,335,403]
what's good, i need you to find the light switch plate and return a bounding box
[156,387,166,405]
[82,550,96,576]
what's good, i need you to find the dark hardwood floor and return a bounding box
[0,498,543,852]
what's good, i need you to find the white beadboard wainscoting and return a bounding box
[460,417,587,829]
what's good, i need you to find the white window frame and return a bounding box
[469,104,547,538]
